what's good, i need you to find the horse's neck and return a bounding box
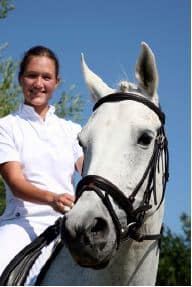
[42,241,160,286]
[111,239,159,285]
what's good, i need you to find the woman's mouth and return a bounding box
[30,90,45,98]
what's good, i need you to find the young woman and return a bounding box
[0,46,83,277]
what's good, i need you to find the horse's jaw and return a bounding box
[68,249,115,270]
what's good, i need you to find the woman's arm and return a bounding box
[0,161,74,214]
[75,156,84,175]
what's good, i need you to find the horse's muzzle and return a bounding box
[60,209,117,269]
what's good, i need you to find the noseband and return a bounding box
[76,93,169,248]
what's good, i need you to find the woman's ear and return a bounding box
[55,76,61,88]
[18,75,23,86]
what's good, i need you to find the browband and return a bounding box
[93,93,165,124]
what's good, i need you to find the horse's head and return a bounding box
[61,42,169,269]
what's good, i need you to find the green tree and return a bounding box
[0,0,16,215]
[0,45,22,117]
[54,84,84,121]
[0,0,14,19]
[157,213,191,286]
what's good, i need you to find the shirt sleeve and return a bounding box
[0,119,20,164]
[70,122,83,162]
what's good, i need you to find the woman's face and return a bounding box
[19,56,59,109]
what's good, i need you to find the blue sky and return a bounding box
[0,0,190,234]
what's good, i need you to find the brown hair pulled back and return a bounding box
[18,46,60,81]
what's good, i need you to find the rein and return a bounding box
[76,92,169,248]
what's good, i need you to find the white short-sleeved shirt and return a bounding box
[0,103,83,221]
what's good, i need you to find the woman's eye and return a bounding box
[25,73,37,79]
[43,75,52,81]
[138,133,153,146]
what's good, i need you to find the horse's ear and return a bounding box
[135,42,159,100]
[81,53,115,102]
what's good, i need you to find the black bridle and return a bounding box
[76,93,169,248]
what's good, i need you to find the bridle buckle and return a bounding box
[156,133,166,149]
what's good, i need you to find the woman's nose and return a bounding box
[33,76,43,87]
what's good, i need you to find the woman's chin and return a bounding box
[25,98,48,107]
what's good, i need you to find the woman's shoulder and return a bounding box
[0,113,16,128]
[0,107,22,135]
[0,113,18,139]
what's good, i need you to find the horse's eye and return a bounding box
[138,132,153,147]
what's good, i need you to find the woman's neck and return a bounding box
[24,102,49,120]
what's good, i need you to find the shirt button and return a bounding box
[15,212,20,217]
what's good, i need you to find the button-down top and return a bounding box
[0,103,83,220]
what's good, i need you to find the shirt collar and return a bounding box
[18,103,56,121]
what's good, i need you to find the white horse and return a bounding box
[0,42,169,286]
[38,42,169,286]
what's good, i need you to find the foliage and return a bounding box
[0,45,22,117]
[156,213,191,286]
[0,0,14,19]
[54,84,84,121]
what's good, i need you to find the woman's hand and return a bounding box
[50,193,75,214]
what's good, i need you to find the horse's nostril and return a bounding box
[91,217,108,234]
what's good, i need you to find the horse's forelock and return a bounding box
[118,81,138,93]
[117,80,159,107]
